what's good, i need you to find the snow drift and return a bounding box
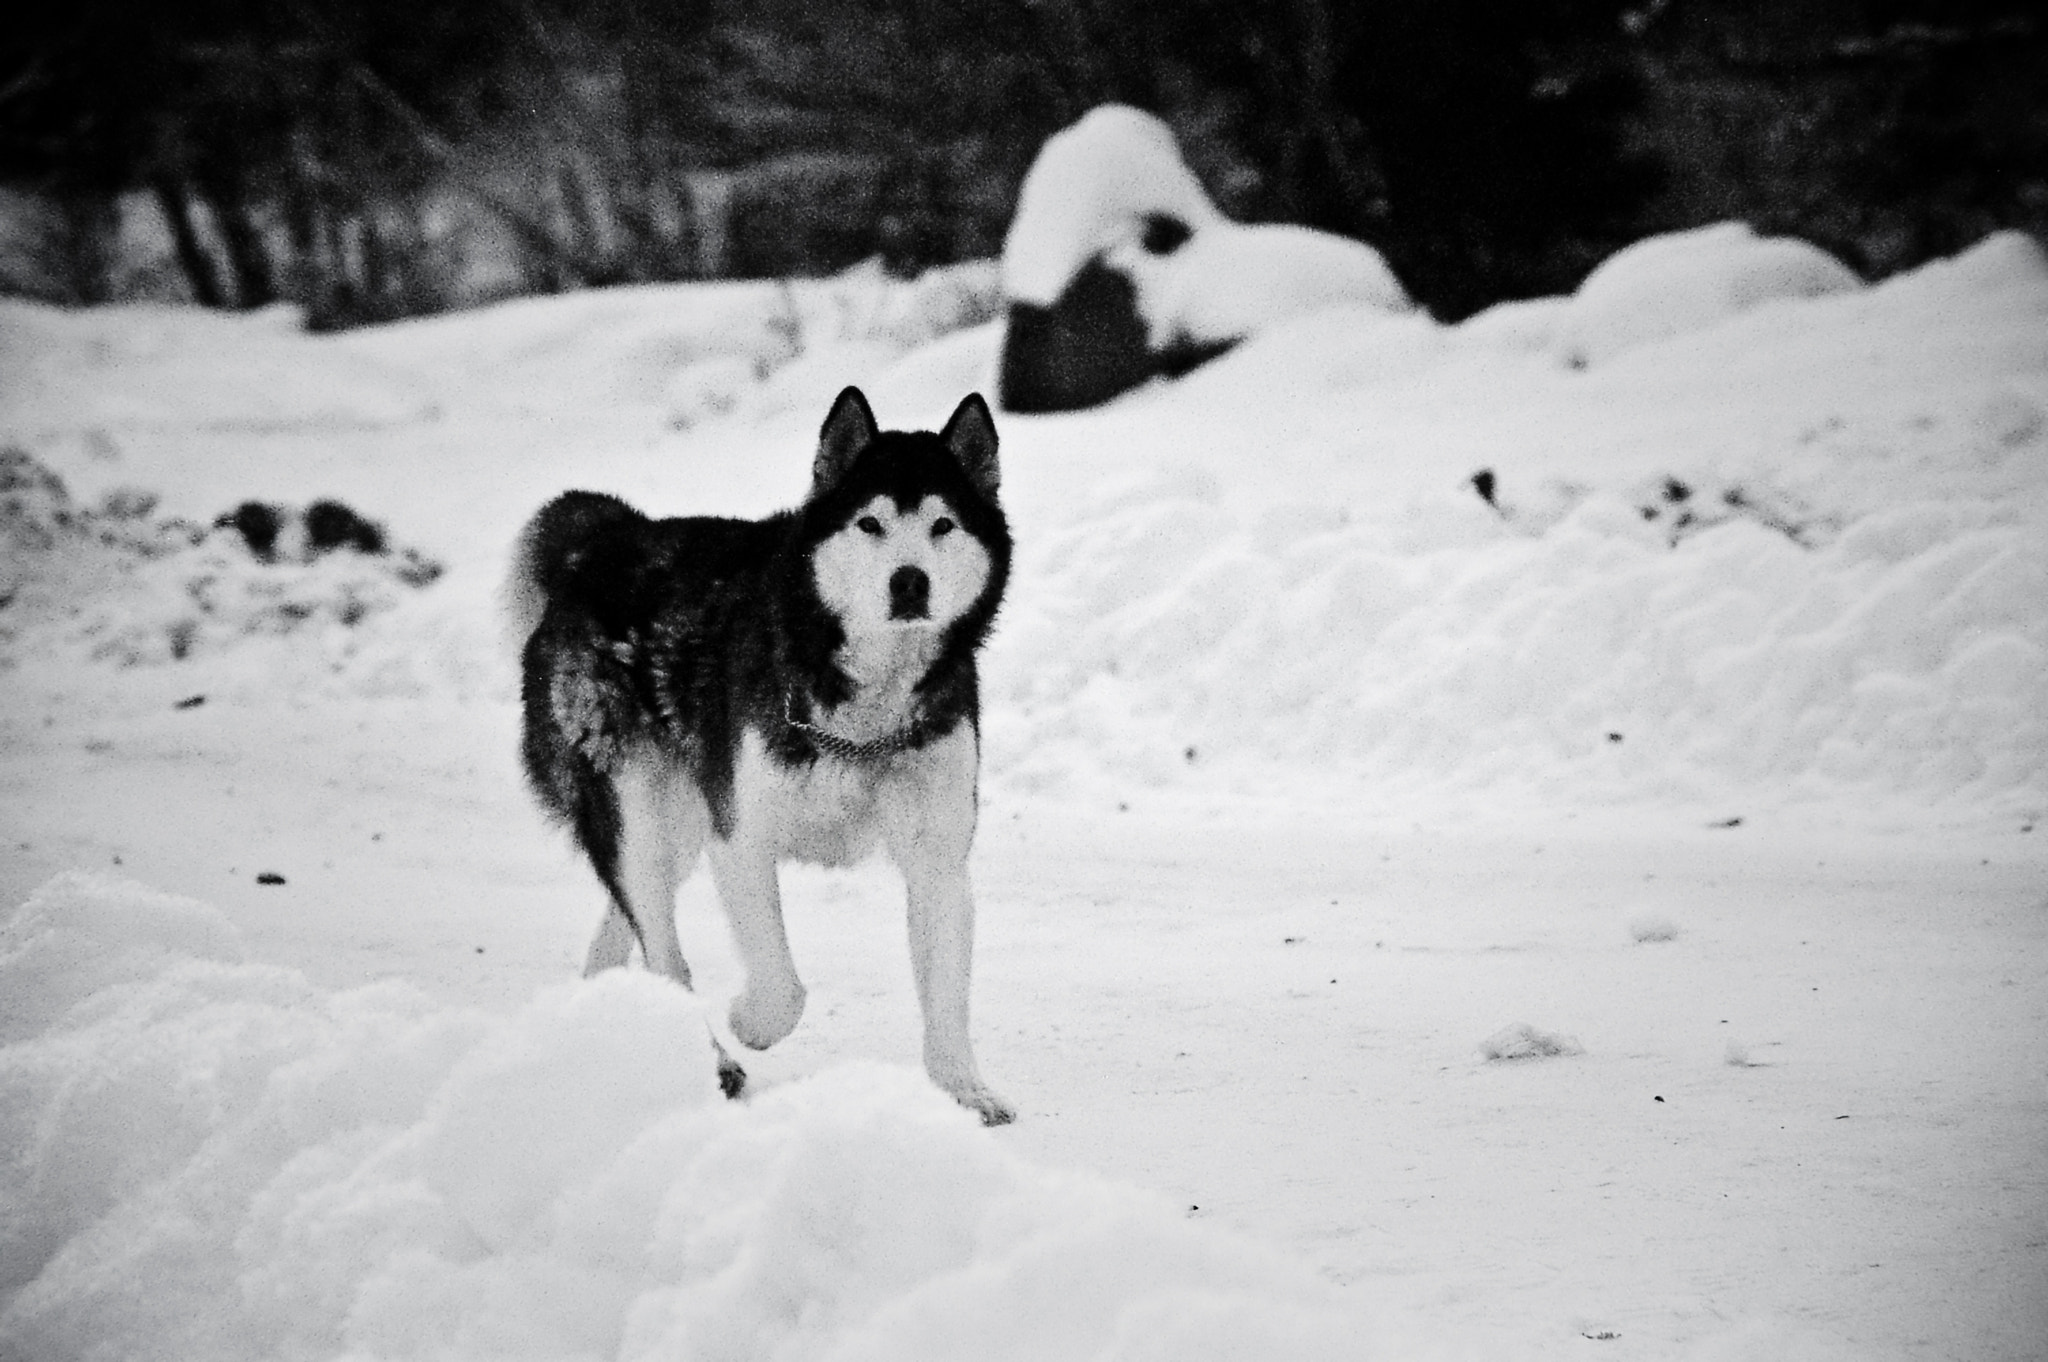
[0,872,1420,1362]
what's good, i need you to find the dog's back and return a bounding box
[506,490,794,819]
[506,491,788,653]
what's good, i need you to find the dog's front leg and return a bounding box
[708,838,808,1050]
[885,730,1012,1125]
[902,855,1013,1126]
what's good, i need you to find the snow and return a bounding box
[3,219,2046,1360]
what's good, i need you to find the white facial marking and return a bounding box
[812,495,991,635]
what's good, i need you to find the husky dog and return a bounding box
[506,387,1014,1125]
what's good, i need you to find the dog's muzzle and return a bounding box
[889,566,930,620]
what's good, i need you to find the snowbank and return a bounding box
[4,229,2043,826]
[0,261,997,453]
[981,230,2048,822]
[660,260,1003,430]
[0,873,1423,1362]
[986,453,2047,815]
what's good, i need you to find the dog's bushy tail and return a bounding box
[502,491,641,661]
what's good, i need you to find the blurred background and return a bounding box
[2,0,2041,330]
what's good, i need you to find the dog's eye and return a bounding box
[930,517,955,538]
[857,516,883,537]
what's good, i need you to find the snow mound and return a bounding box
[1478,1023,1585,1061]
[1890,226,2048,298]
[0,871,243,1043]
[986,230,2048,820]
[1556,222,1862,370]
[0,874,1425,1362]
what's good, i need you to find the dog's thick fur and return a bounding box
[507,387,1014,1124]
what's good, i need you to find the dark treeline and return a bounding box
[1,0,2041,327]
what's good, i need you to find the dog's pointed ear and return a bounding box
[815,386,878,492]
[940,392,999,500]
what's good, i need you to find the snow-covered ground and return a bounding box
[2,227,2044,1361]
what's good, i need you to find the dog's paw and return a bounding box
[717,1055,748,1100]
[709,1033,748,1100]
[953,1083,1016,1127]
[729,982,806,1050]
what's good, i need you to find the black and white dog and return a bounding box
[507,388,1014,1124]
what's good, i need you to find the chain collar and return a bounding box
[782,690,932,762]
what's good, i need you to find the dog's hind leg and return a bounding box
[610,755,705,988]
[598,757,748,1098]
[584,905,637,975]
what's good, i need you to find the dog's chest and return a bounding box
[726,629,953,865]
[734,742,899,866]
[822,629,936,741]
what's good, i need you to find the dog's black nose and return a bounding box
[889,566,930,619]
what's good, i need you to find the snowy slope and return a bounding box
[976,231,2048,826]
[3,227,2045,1361]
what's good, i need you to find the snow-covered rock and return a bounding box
[1000,106,1223,310]
[997,105,1410,413]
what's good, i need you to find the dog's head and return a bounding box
[804,387,1009,639]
